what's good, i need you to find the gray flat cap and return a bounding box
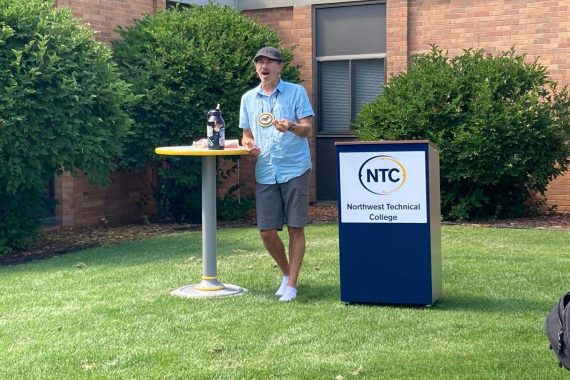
[253,46,283,62]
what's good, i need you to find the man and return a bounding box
[239,46,314,302]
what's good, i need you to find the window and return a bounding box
[167,0,235,8]
[319,58,385,133]
[315,2,386,135]
[166,1,192,9]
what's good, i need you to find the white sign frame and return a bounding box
[338,151,427,223]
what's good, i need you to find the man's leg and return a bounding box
[279,170,310,301]
[286,226,305,288]
[260,229,290,276]
[256,183,290,294]
[276,226,305,301]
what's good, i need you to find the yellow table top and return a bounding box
[155,146,248,156]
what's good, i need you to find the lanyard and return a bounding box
[257,92,279,127]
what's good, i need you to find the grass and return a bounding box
[0,224,569,379]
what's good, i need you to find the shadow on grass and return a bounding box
[296,291,551,314]
[3,228,267,272]
[291,283,341,303]
[434,294,549,314]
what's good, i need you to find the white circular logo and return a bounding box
[358,155,406,195]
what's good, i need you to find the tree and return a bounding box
[354,46,570,220]
[113,4,300,222]
[0,0,132,255]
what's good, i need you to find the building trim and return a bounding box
[236,0,360,11]
[173,0,237,6]
[316,53,387,62]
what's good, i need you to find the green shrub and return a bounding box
[217,195,254,221]
[217,160,254,221]
[354,46,570,220]
[0,0,132,256]
[0,191,47,254]
[113,4,299,222]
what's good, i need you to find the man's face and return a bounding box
[255,57,283,83]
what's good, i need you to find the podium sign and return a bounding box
[336,141,441,305]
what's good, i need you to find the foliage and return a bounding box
[0,192,47,254]
[354,46,570,220]
[217,158,254,221]
[154,157,202,222]
[113,3,299,222]
[217,195,254,221]
[0,0,132,256]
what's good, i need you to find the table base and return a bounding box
[171,284,247,298]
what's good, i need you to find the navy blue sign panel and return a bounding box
[336,140,441,306]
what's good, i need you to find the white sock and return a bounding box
[275,276,290,296]
[279,286,297,302]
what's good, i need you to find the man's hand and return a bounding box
[274,119,293,133]
[242,130,261,156]
[245,141,261,157]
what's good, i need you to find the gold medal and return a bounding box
[258,112,275,127]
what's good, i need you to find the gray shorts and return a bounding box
[255,170,310,230]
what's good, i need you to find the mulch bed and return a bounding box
[448,213,570,230]
[1,204,568,266]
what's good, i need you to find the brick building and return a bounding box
[53,0,570,226]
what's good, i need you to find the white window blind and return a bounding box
[319,61,350,134]
[319,58,384,134]
[352,59,385,119]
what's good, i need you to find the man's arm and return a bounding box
[288,116,312,138]
[274,116,313,138]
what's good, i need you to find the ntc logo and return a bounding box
[358,155,407,195]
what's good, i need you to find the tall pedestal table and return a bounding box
[155,146,248,298]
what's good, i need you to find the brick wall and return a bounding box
[387,0,409,77]
[407,0,570,82]
[546,173,570,213]
[403,0,570,212]
[56,0,165,42]
[55,169,156,226]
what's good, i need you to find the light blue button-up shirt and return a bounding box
[239,79,314,184]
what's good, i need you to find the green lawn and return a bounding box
[0,224,569,379]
